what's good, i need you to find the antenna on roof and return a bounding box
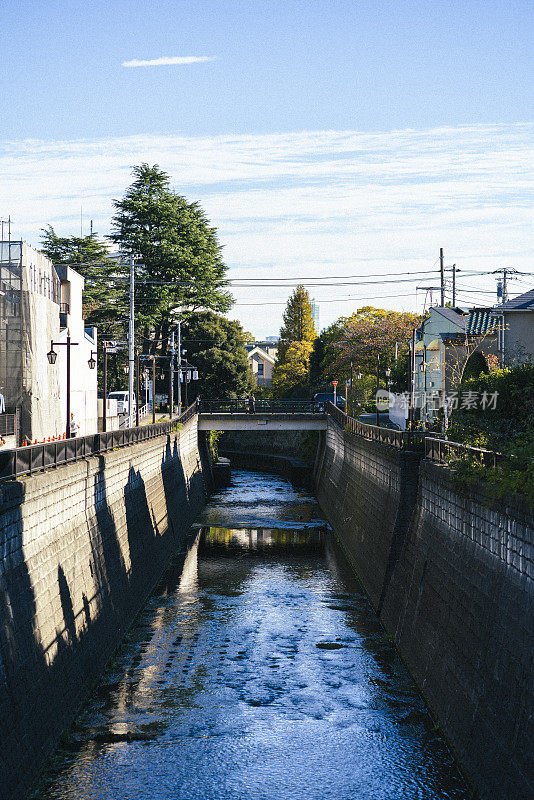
[417,286,442,311]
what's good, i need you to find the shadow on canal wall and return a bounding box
[315,418,534,800]
[0,416,206,800]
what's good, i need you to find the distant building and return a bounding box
[311,298,320,331]
[411,306,499,424]
[0,241,97,444]
[245,340,278,386]
[493,288,534,364]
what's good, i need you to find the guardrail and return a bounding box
[326,402,425,450]
[425,437,503,468]
[0,403,198,482]
[199,399,326,414]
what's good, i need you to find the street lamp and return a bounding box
[47,330,78,439]
[88,350,97,371]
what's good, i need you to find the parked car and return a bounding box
[312,392,346,410]
[107,391,136,415]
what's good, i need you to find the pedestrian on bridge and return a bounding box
[248,394,256,414]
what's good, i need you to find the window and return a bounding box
[257,363,264,376]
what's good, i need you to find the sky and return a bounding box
[1,0,533,337]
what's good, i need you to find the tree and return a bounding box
[272,341,314,398]
[320,307,420,381]
[181,311,255,399]
[40,226,126,331]
[110,164,232,355]
[276,285,316,363]
[271,286,316,396]
[40,225,130,392]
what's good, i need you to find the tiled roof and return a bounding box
[466,309,498,335]
[498,289,534,310]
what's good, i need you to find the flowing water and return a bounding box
[35,470,470,800]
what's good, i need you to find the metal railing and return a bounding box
[425,437,503,468]
[326,402,503,464]
[199,399,326,414]
[326,402,425,450]
[0,413,16,437]
[0,403,198,482]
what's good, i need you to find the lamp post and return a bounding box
[47,330,80,439]
[135,351,140,427]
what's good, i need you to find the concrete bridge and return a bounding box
[197,399,328,431]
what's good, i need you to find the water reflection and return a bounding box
[34,471,470,800]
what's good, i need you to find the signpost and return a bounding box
[333,380,338,407]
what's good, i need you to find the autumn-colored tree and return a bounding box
[272,286,316,397]
[276,285,316,363]
[272,341,314,398]
[317,307,421,382]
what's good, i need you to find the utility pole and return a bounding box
[440,247,445,306]
[409,327,416,428]
[128,254,135,422]
[176,322,182,416]
[102,343,108,432]
[452,264,456,307]
[375,354,380,426]
[135,352,140,427]
[169,329,175,419]
[503,268,508,304]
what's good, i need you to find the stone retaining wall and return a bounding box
[315,419,533,800]
[0,417,206,800]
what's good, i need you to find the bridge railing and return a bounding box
[199,399,326,414]
[0,403,198,482]
[326,402,425,450]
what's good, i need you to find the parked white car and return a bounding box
[107,391,136,415]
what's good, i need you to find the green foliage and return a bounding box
[40,225,130,392]
[272,340,313,398]
[207,430,221,463]
[447,364,534,503]
[110,164,232,352]
[181,311,255,399]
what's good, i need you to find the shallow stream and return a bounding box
[35,470,470,800]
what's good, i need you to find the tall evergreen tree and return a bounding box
[110,164,232,356]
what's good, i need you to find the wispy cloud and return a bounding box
[122,56,216,68]
[1,123,532,335]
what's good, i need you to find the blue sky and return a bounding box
[1,0,533,336]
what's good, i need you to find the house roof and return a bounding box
[465,309,498,335]
[497,289,534,310]
[247,347,276,365]
[433,306,467,327]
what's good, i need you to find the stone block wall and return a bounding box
[315,419,533,800]
[0,417,206,800]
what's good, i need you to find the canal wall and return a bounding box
[219,429,319,465]
[0,417,207,800]
[315,418,533,800]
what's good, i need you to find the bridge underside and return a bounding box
[198,413,327,431]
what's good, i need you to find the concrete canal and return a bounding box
[33,470,470,800]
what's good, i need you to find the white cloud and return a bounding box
[1,123,532,336]
[122,56,216,68]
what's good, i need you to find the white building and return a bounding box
[55,265,98,437]
[0,241,97,444]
